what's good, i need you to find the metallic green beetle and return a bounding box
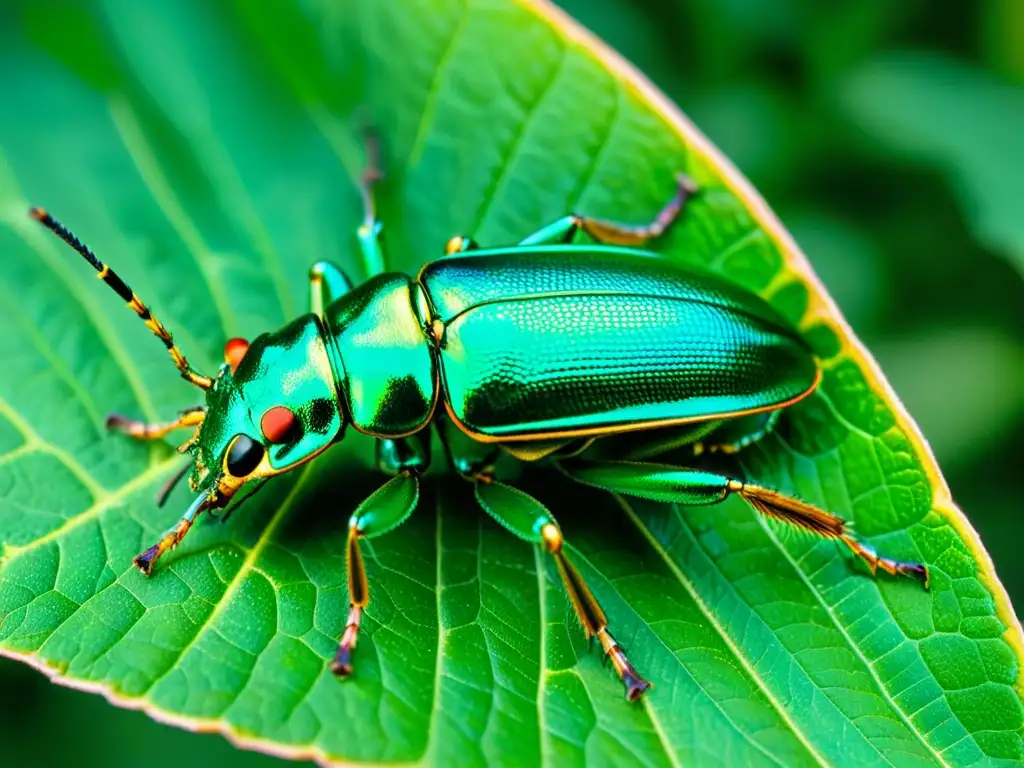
[30,161,927,702]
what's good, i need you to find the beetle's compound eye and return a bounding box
[224,338,249,373]
[225,434,265,477]
[261,406,299,444]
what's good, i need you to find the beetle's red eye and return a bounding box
[224,338,249,372]
[261,406,298,444]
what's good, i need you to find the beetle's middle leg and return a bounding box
[518,174,698,247]
[559,460,930,587]
[474,479,652,700]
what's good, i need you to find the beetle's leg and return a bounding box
[518,174,698,247]
[107,406,205,441]
[134,488,210,575]
[355,131,387,277]
[592,421,724,462]
[559,460,930,588]
[437,417,499,480]
[376,432,432,476]
[309,261,355,316]
[601,412,783,462]
[443,235,480,255]
[331,473,420,676]
[475,479,651,700]
[689,412,782,457]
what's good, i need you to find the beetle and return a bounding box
[29,151,927,701]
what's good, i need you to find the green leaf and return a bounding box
[841,51,1024,274]
[1,1,1022,765]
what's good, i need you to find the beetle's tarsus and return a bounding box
[675,172,699,199]
[330,605,363,677]
[543,525,650,701]
[737,483,929,590]
[597,627,651,701]
[842,535,930,589]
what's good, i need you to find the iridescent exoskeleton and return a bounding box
[30,149,927,701]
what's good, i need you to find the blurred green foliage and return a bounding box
[2,0,1021,766]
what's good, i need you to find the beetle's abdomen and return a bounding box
[419,247,818,440]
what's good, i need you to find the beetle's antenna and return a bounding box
[28,208,213,390]
[155,461,192,508]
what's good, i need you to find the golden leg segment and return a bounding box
[107,408,205,440]
[734,481,930,588]
[134,490,209,575]
[543,524,651,700]
[331,523,368,676]
[579,173,698,246]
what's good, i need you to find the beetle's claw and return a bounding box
[623,669,653,702]
[330,606,362,678]
[133,546,159,576]
[329,645,354,677]
[901,562,930,590]
[596,627,651,702]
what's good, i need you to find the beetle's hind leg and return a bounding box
[518,174,698,248]
[331,472,421,677]
[474,479,651,701]
[559,460,929,588]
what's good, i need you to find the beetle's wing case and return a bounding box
[418,245,819,441]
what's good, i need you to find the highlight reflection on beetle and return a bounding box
[30,149,927,701]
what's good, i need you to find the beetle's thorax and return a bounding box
[322,272,439,439]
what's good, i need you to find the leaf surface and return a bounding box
[0,1,1021,765]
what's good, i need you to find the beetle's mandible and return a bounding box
[29,144,927,702]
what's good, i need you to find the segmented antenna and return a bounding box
[29,208,213,390]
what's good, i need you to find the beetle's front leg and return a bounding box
[474,479,651,700]
[331,472,420,676]
[134,488,211,575]
[309,261,355,317]
[106,406,206,442]
[519,174,698,247]
[559,460,930,588]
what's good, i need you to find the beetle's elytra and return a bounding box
[29,147,927,702]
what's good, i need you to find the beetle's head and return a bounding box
[186,315,346,509]
[27,208,347,574]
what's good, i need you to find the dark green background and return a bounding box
[2,1,1021,766]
